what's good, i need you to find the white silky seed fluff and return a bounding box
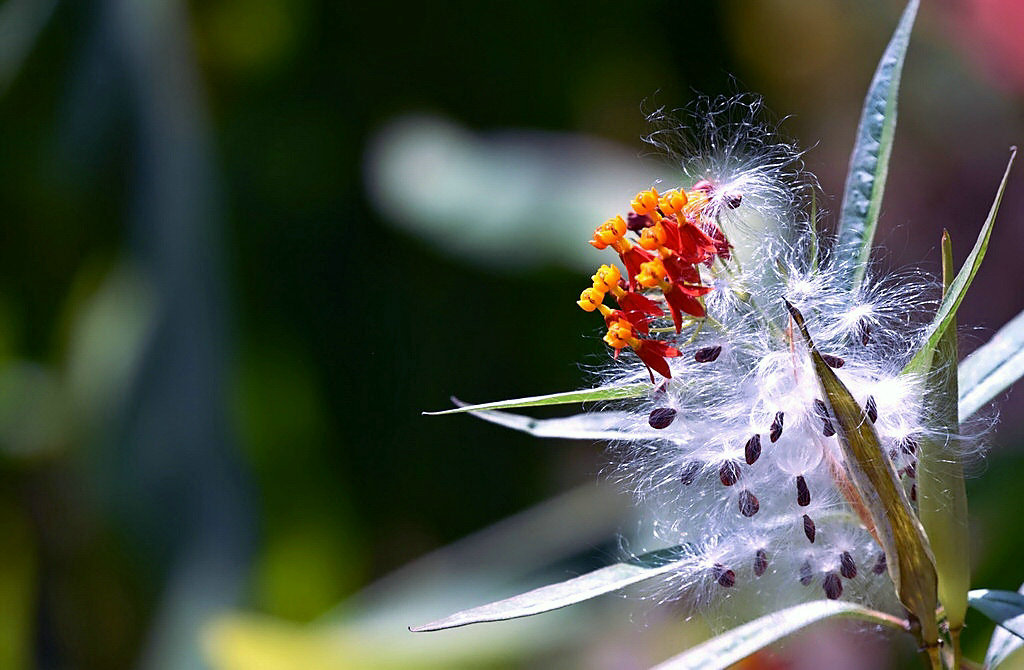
[599,96,968,625]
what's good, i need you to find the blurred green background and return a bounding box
[1,0,1023,668]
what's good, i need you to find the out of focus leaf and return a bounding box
[788,300,939,647]
[0,502,35,670]
[903,147,1016,376]
[0,362,68,457]
[969,590,1024,641]
[836,0,918,289]
[424,384,649,415]
[411,546,688,632]
[649,600,907,670]
[958,307,1024,422]
[365,115,661,271]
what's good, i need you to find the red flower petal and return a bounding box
[618,246,654,291]
[664,284,706,331]
[635,339,680,379]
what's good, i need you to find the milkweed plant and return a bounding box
[413,2,1024,668]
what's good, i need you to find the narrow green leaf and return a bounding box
[410,546,687,632]
[917,231,970,632]
[836,0,919,288]
[958,306,1024,422]
[650,600,908,670]
[985,584,1024,668]
[423,384,649,415]
[903,148,1017,376]
[970,590,1024,642]
[787,301,939,647]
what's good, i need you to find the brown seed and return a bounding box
[724,192,743,209]
[823,572,843,599]
[694,345,722,363]
[648,407,677,429]
[803,514,816,543]
[799,560,814,585]
[770,411,784,443]
[822,419,836,437]
[680,462,701,486]
[865,395,878,424]
[744,434,762,465]
[903,462,916,479]
[821,354,845,369]
[813,398,829,419]
[796,475,811,507]
[738,490,760,517]
[872,552,887,575]
[901,436,919,455]
[911,484,917,501]
[858,320,872,346]
[719,460,741,486]
[712,563,735,587]
[754,549,768,576]
[840,551,858,579]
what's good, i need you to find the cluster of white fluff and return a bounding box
[600,96,961,623]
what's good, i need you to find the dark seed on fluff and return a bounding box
[859,320,872,346]
[719,460,741,486]
[803,514,816,543]
[712,563,736,587]
[901,436,919,455]
[911,484,917,502]
[648,407,677,429]
[840,551,858,579]
[770,411,785,443]
[903,462,917,479]
[813,399,836,436]
[800,560,814,585]
[865,395,878,423]
[821,354,845,368]
[694,345,722,363]
[823,572,843,599]
[738,490,760,517]
[724,192,743,209]
[680,462,701,486]
[754,549,768,576]
[796,475,811,506]
[744,434,762,465]
[872,552,887,575]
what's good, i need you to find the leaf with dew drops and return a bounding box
[836,0,919,289]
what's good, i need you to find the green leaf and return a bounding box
[836,0,919,289]
[985,584,1024,668]
[649,600,908,670]
[787,300,939,648]
[970,590,1024,642]
[903,148,1017,376]
[958,306,1024,422]
[917,231,970,632]
[423,384,649,415]
[410,545,688,632]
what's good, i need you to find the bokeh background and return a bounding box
[1,0,1023,668]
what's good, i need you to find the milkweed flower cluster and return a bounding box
[575,98,961,619]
